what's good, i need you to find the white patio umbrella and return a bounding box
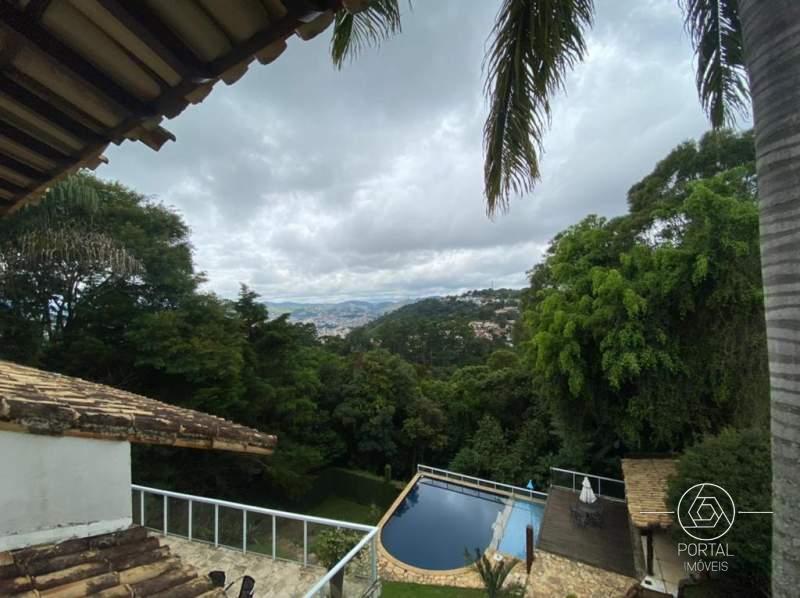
[579,476,597,504]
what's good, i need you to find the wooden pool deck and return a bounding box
[537,487,637,578]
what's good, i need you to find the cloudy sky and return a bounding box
[98,0,710,303]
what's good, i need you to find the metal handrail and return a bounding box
[303,527,379,598]
[549,467,624,485]
[132,485,379,597]
[548,467,626,502]
[132,484,373,532]
[417,464,548,499]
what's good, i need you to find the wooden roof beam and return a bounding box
[1,70,107,133]
[206,3,308,77]
[0,177,27,197]
[95,0,211,82]
[0,74,103,143]
[0,4,156,118]
[0,120,70,164]
[0,152,47,181]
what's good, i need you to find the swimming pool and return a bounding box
[381,477,545,570]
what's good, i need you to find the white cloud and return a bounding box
[98,0,712,302]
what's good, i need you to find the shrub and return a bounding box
[667,428,770,590]
[313,528,362,569]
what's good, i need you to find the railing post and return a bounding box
[214,504,219,547]
[370,532,378,583]
[303,520,308,566]
[188,500,193,541]
[140,490,145,527]
[572,472,576,492]
[163,495,168,536]
[598,479,602,498]
[272,515,276,560]
[243,510,247,553]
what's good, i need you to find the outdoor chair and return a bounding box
[238,576,255,598]
[587,506,604,527]
[570,503,589,527]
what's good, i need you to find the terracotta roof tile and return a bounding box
[0,360,276,455]
[0,526,224,597]
[0,0,354,216]
[621,458,678,529]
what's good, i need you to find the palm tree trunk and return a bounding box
[738,2,800,595]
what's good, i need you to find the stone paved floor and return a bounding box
[527,550,638,597]
[161,534,369,597]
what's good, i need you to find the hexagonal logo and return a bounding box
[677,483,736,541]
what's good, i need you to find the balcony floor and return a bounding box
[160,534,359,597]
[537,487,637,577]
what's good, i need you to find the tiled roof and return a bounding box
[621,458,678,529]
[0,0,363,215]
[0,525,224,597]
[0,360,276,455]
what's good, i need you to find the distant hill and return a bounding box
[346,289,523,367]
[266,300,408,337]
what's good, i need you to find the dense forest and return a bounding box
[0,130,768,510]
[344,289,520,369]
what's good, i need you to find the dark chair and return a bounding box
[238,576,255,598]
[570,503,588,527]
[587,506,604,527]
[209,571,226,588]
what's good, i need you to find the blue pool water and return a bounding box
[381,478,545,570]
[498,500,544,559]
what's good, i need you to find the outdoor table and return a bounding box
[572,499,603,527]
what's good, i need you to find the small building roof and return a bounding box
[621,458,678,530]
[0,360,276,455]
[0,0,356,215]
[0,525,223,597]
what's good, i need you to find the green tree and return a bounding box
[400,395,448,470]
[0,173,196,372]
[231,285,343,497]
[334,349,420,470]
[450,415,511,480]
[127,293,246,412]
[333,4,800,591]
[0,177,139,355]
[525,140,767,465]
[348,295,516,369]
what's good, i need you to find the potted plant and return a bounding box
[314,529,362,598]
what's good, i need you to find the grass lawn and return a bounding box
[306,495,384,525]
[382,581,484,597]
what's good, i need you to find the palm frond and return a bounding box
[15,228,141,277]
[468,548,520,597]
[330,0,407,69]
[681,0,749,127]
[1,175,141,277]
[483,0,594,215]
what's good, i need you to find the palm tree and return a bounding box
[0,176,141,343]
[330,1,800,595]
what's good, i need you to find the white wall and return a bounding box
[0,430,132,551]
